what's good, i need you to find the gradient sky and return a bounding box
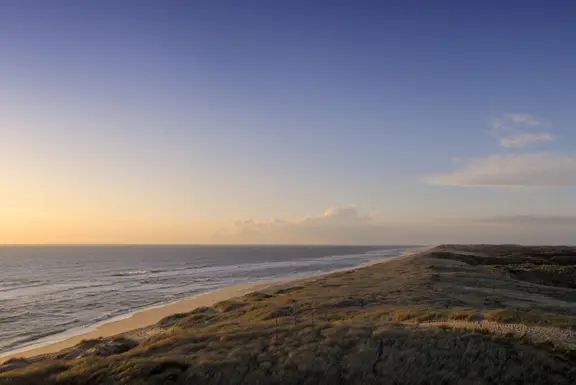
[1,1,576,244]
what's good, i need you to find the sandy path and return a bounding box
[420,320,576,348]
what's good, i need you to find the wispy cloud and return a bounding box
[234,207,373,230]
[219,206,576,245]
[423,152,576,187]
[232,206,382,244]
[422,114,573,188]
[226,206,454,244]
[295,206,376,225]
[491,113,555,148]
[468,215,576,225]
[498,132,555,148]
[496,113,541,127]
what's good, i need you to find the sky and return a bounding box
[1,1,576,245]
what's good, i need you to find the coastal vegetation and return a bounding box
[2,245,576,384]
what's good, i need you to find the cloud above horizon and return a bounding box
[232,206,381,244]
[466,214,576,225]
[423,114,576,188]
[424,152,576,187]
[235,207,374,228]
[218,206,576,245]
[491,113,555,148]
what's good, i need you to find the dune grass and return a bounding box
[3,245,576,384]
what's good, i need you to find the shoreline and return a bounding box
[4,244,576,384]
[0,281,281,363]
[0,246,430,364]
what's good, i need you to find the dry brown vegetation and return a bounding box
[2,245,576,384]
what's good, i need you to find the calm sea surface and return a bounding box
[0,245,416,355]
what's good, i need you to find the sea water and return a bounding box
[0,245,416,355]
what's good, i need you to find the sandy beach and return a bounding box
[0,248,428,364]
[0,281,278,363]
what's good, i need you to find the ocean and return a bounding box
[0,245,416,356]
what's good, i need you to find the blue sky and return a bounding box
[1,1,575,244]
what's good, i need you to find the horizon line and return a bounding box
[0,243,426,247]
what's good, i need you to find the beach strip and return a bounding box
[0,247,429,363]
[0,281,278,363]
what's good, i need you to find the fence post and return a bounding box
[312,300,316,326]
[275,317,278,340]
